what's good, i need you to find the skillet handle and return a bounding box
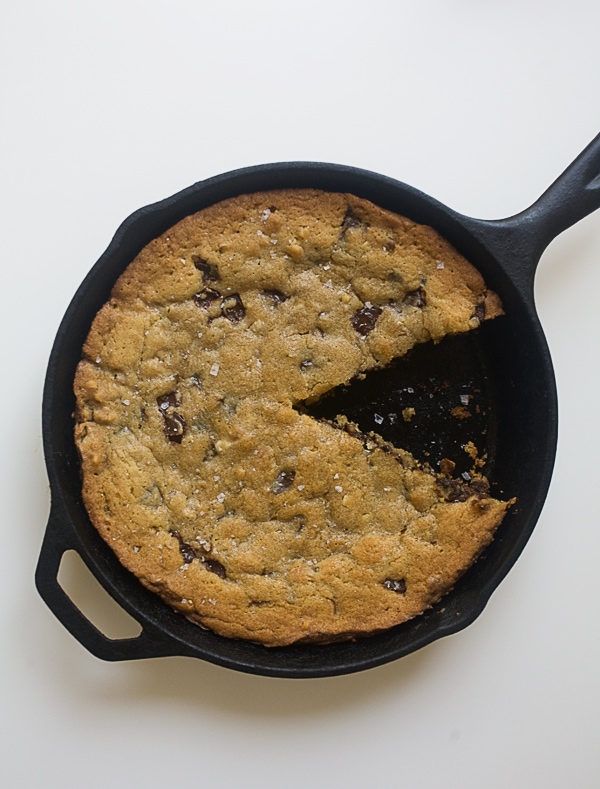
[464,132,600,303]
[35,504,183,661]
[523,131,600,249]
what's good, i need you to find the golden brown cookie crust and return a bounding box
[74,189,509,647]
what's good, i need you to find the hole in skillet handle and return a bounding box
[41,145,600,677]
[57,550,142,640]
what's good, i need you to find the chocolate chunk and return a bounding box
[383,578,407,594]
[468,478,490,496]
[203,558,227,578]
[157,392,186,442]
[180,543,196,563]
[340,208,363,236]
[221,293,246,322]
[193,257,220,282]
[172,530,225,575]
[170,530,197,564]
[272,470,296,493]
[403,287,427,308]
[263,289,288,304]
[437,474,490,502]
[163,412,186,443]
[157,391,180,410]
[437,477,470,502]
[194,288,221,308]
[351,305,382,336]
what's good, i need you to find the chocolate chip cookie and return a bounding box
[74,189,510,646]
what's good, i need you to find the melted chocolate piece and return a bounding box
[383,578,407,594]
[221,293,246,322]
[351,305,382,336]
[194,288,221,308]
[272,470,296,493]
[157,392,186,443]
[203,558,227,578]
[170,530,197,564]
[436,475,491,502]
[263,289,288,304]
[157,391,180,410]
[403,287,427,308]
[340,208,363,236]
[193,257,220,282]
[163,412,186,443]
[436,477,469,502]
[468,478,490,496]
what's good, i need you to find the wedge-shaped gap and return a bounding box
[299,331,495,478]
[57,550,142,640]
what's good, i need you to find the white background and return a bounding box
[2,2,600,787]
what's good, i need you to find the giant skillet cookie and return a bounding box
[74,189,512,647]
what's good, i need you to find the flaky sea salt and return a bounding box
[374,413,384,424]
[335,485,343,493]
[216,493,225,503]
[460,394,470,405]
[210,363,219,376]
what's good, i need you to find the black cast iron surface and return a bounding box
[36,133,600,677]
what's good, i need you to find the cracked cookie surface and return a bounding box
[74,189,509,646]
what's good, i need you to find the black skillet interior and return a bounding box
[37,135,600,677]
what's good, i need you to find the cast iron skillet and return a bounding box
[36,133,600,677]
